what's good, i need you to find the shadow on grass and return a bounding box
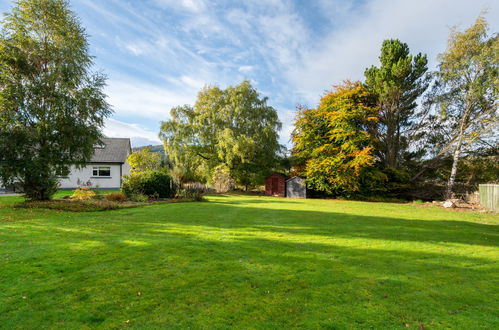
[0,195,498,328]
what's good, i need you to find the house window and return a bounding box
[93,143,105,149]
[92,167,111,177]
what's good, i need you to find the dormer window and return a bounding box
[94,143,105,149]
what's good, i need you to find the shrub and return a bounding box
[122,170,176,199]
[23,172,60,201]
[71,187,96,200]
[130,193,149,203]
[105,192,127,202]
[16,200,122,212]
[212,164,234,193]
[176,188,205,202]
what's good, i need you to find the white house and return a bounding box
[58,137,132,189]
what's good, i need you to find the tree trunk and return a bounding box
[445,138,462,199]
[383,106,400,169]
[384,126,398,169]
[445,101,472,200]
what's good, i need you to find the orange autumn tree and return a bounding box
[292,81,386,195]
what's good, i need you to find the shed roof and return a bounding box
[286,176,305,182]
[267,173,288,178]
[90,137,131,163]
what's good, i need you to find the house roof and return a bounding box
[90,138,131,163]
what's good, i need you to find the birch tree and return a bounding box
[0,0,111,200]
[432,14,498,199]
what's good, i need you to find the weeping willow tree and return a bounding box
[159,81,282,189]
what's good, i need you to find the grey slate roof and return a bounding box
[90,138,131,163]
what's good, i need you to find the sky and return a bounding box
[0,0,497,147]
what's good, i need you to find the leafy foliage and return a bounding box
[364,39,429,169]
[426,14,498,198]
[159,81,282,189]
[211,164,235,193]
[16,199,123,212]
[122,171,175,199]
[105,192,127,203]
[127,147,162,174]
[71,187,96,201]
[176,188,205,202]
[292,81,385,195]
[0,0,111,200]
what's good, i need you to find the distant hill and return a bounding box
[132,144,166,159]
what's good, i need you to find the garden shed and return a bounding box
[265,173,287,197]
[286,176,307,198]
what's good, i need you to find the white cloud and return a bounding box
[105,78,197,119]
[154,0,206,13]
[180,76,206,90]
[103,118,161,147]
[287,0,499,104]
[123,41,150,56]
[238,65,253,73]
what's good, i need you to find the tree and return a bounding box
[127,147,161,174]
[365,39,429,169]
[430,14,498,198]
[0,0,111,200]
[292,81,384,195]
[159,81,282,188]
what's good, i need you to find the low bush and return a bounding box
[105,192,127,202]
[130,193,149,203]
[211,164,234,193]
[71,187,96,200]
[176,188,205,202]
[16,200,124,212]
[122,171,176,199]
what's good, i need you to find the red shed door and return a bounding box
[271,177,278,195]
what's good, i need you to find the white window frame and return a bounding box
[92,166,111,177]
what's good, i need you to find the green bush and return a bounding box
[130,193,149,203]
[176,188,205,202]
[122,171,175,199]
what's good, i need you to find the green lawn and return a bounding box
[1,194,498,329]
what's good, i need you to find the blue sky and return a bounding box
[0,0,497,147]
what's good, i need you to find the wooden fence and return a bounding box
[479,184,499,212]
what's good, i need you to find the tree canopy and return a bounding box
[365,39,429,169]
[159,81,282,188]
[127,147,162,174]
[428,14,498,198]
[0,0,111,200]
[292,81,385,195]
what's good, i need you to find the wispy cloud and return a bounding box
[105,77,197,119]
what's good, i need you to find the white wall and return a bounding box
[122,161,131,177]
[59,164,123,189]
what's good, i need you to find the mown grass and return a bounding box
[0,194,498,329]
